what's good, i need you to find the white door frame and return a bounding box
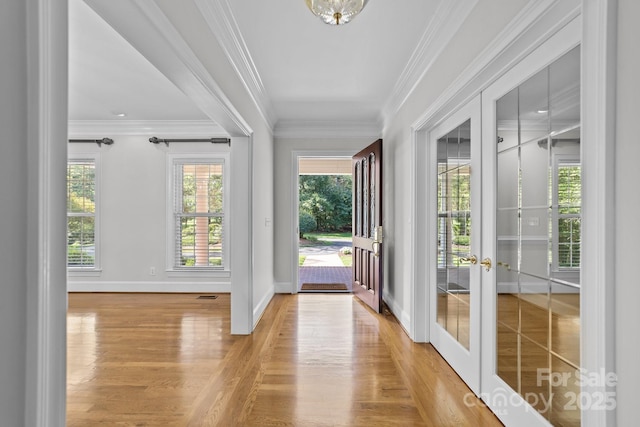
[291,150,357,294]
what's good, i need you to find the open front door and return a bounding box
[352,139,383,312]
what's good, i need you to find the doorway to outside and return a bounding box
[297,157,353,292]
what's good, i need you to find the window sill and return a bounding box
[166,269,230,279]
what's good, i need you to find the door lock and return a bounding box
[480,257,492,272]
[371,226,383,257]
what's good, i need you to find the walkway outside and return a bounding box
[299,237,352,292]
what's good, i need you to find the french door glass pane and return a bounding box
[495,46,581,426]
[436,119,472,350]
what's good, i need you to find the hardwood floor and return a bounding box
[67,293,503,426]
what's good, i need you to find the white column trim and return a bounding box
[580,0,618,425]
[230,136,254,334]
[25,0,68,425]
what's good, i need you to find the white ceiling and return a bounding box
[226,0,440,124]
[68,0,474,135]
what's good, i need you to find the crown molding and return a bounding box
[274,120,382,140]
[194,0,278,132]
[68,120,228,137]
[381,0,479,125]
[409,0,580,132]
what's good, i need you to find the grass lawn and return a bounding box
[303,231,352,241]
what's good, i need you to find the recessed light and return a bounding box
[113,112,127,117]
[536,109,548,114]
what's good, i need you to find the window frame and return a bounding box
[166,153,230,276]
[67,153,101,274]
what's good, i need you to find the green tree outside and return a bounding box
[299,175,352,233]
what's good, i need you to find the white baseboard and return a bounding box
[383,292,412,337]
[67,280,231,293]
[253,286,275,329]
[274,281,294,293]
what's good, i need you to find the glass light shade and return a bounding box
[305,0,369,25]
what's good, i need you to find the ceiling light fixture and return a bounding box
[305,0,369,25]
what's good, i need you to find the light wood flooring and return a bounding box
[67,293,503,426]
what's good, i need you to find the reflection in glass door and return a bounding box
[437,119,472,350]
[494,46,581,426]
[429,96,481,395]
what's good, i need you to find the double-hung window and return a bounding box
[67,157,98,269]
[170,155,228,271]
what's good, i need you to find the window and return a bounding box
[171,156,228,271]
[551,157,581,270]
[67,158,97,268]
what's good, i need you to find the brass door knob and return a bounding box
[480,257,492,271]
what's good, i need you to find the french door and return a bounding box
[480,39,582,426]
[429,95,482,395]
[428,23,582,427]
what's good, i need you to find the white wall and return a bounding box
[67,136,233,293]
[615,0,640,424]
[273,137,372,291]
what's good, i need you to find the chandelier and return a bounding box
[305,0,369,25]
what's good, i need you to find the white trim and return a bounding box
[580,0,617,425]
[382,0,479,125]
[230,135,253,334]
[67,281,231,293]
[25,0,68,425]
[253,286,275,329]
[274,282,293,294]
[165,270,230,279]
[275,120,382,140]
[410,127,429,342]
[68,120,227,137]
[193,0,277,131]
[383,292,411,333]
[84,0,252,137]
